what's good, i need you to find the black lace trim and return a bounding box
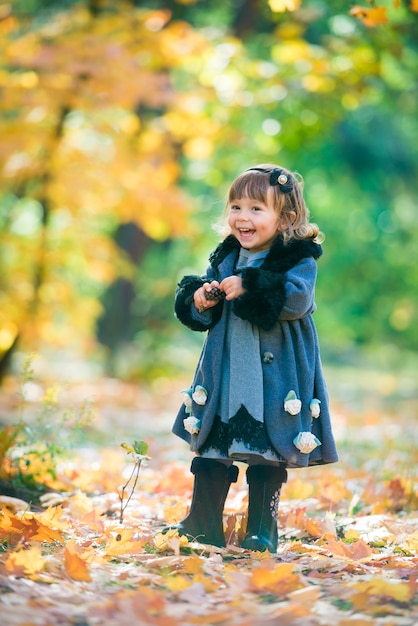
[199,405,273,456]
[199,415,229,456]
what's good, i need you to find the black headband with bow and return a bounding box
[246,167,293,194]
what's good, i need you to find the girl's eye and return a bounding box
[230,205,240,211]
[252,206,261,211]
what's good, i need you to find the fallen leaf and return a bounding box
[64,540,92,582]
[105,528,146,556]
[154,529,189,554]
[5,546,45,578]
[250,562,303,596]
[326,538,374,561]
[350,575,417,608]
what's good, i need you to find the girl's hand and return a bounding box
[219,275,245,300]
[193,281,223,313]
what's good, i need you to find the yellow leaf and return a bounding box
[38,505,70,531]
[164,575,193,592]
[344,529,361,542]
[154,530,189,553]
[68,492,95,518]
[351,577,416,605]
[5,546,45,578]
[400,530,418,555]
[181,553,204,575]
[105,529,146,556]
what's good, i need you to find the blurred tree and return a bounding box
[0,2,201,374]
[0,0,417,380]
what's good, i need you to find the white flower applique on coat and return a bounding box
[192,385,208,406]
[284,390,302,416]
[182,388,193,409]
[293,431,321,454]
[181,385,208,435]
[310,399,321,418]
[183,415,201,435]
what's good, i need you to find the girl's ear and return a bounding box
[279,211,296,230]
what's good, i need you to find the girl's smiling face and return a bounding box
[227,189,281,252]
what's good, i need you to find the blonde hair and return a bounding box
[216,163,323,243]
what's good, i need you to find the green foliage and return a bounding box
[0,354,95,496]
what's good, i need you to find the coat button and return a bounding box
[262,352,274,364]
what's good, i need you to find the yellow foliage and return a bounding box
[269,0,301,12]
[0,4,207,358]
[350,576,416,606]
[164,574,193,592]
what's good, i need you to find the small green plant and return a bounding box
[0,353,95,497]
[119,440,150,524]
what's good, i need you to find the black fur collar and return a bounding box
[209,234,322,273]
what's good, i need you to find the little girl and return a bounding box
[166,164,339,552]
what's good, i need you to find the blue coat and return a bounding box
[172,235,339,468]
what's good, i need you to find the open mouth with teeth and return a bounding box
[238,228,255,238]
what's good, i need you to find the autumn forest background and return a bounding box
[0,1,417,625]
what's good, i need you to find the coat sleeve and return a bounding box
[174,267,223,331]
[278,257,317,320]
[234,257,316,330]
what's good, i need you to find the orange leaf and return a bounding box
[350,5,388,27]
[305,515,337,539]
[28,518,64,544]
[0,508,63,545]
[251,562,303,596]
[64,540,92,582]
[326,538,373,561]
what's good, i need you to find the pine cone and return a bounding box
[204,286,225,301]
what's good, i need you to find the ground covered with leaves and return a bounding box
[0,369,417,626]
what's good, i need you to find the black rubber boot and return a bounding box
[163,457,239,547]
[241,464,288,553]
